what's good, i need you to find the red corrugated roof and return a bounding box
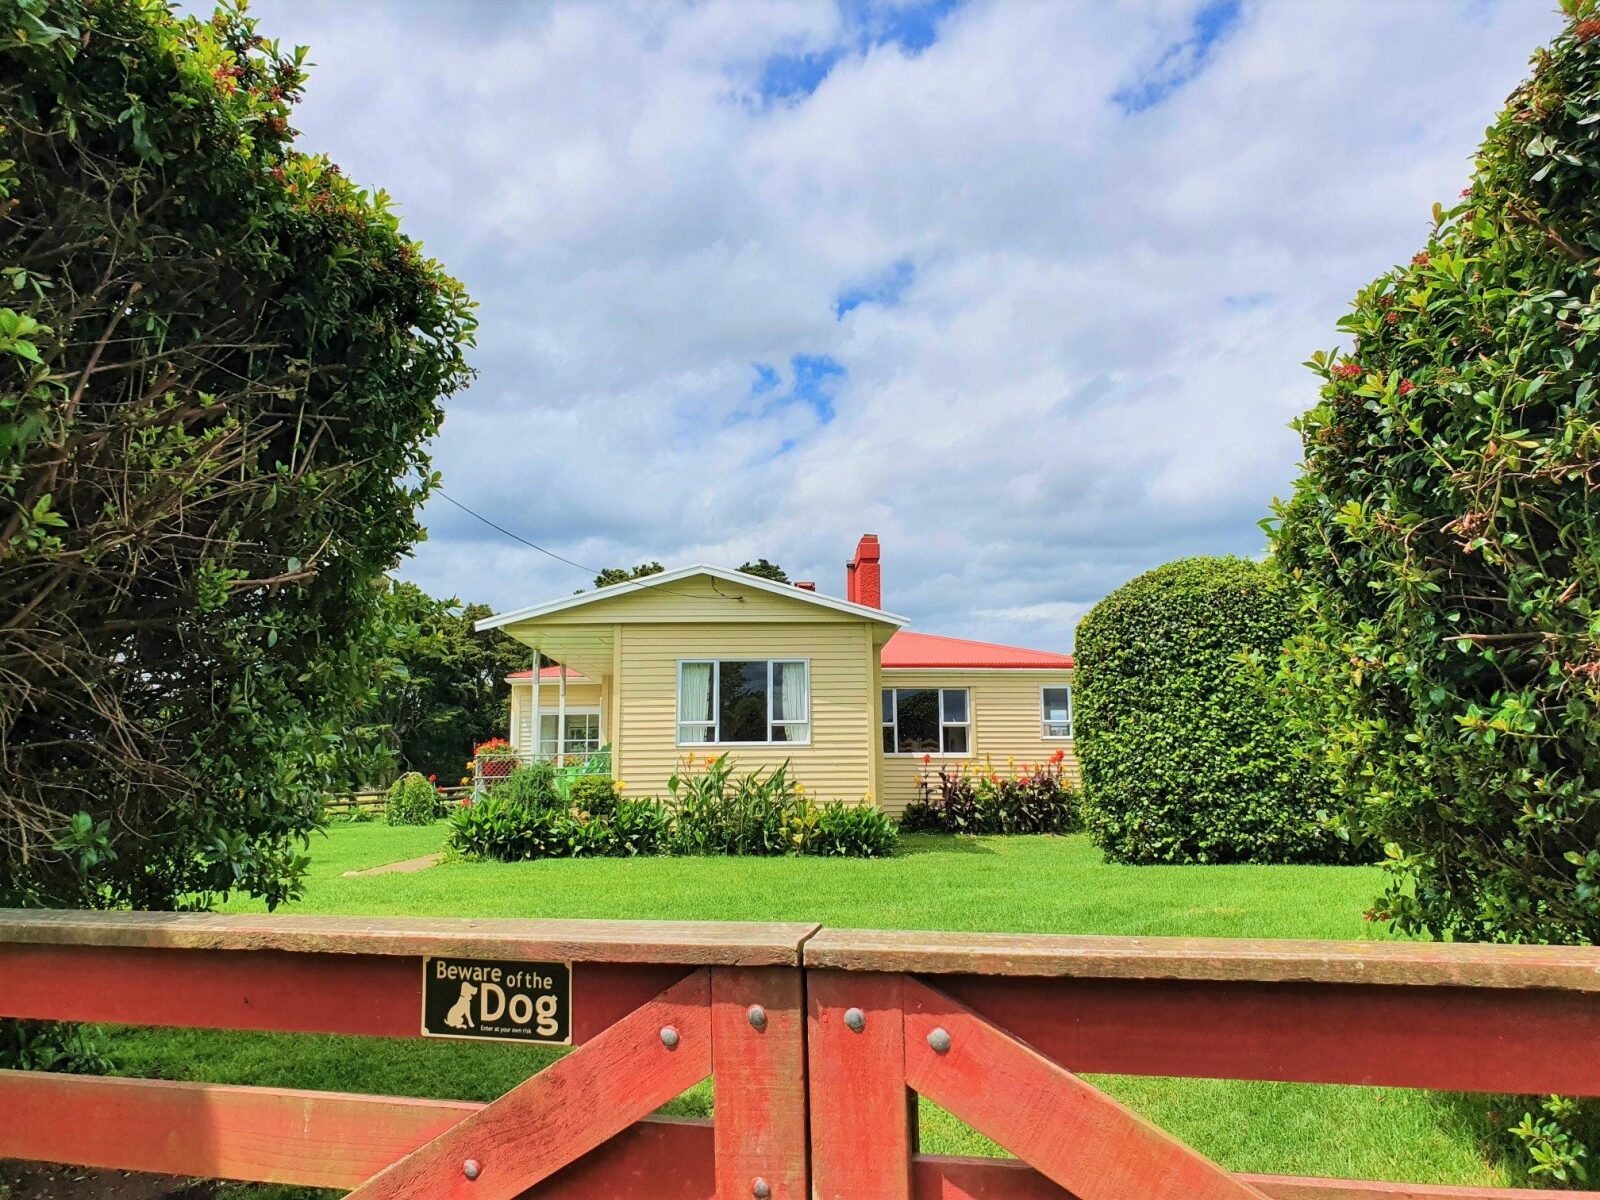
[881,631,1074,670]
[507,666,585,682]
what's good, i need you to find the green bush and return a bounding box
[569,775,619,818]
[446,756,896,861]
[1074,557,1344,864]
[1271,5,1600,943]
[493,762,562,813]
[384,773,439,826]
[810,802,898,858]
[901,756,1081,834]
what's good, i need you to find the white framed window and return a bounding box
[1041,685,1073,739]
[538,711,602,757]
[882,687,970,755]
[677,659,810,745]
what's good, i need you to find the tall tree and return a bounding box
[738,558,789,583]
[0,0,475,910]
[593,562,663,588]
[367,583,526,782]
[1273,5,1600,943]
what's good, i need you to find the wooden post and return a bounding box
[711,966,808,1200]
[558,658,568,769]
[530,646,542,766]
[807,969,912,1200]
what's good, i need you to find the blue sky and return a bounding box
[243,0,1561,650]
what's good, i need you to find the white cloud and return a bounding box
[248,0,1562,651]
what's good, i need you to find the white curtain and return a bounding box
[772,661,808,741]
[678,662,713,743]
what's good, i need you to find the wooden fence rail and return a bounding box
[0,911,1598,1198]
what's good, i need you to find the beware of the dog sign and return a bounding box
[421,956,572,1044]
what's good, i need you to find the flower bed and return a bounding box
[901,751,1082,834]
[448,753,897,861]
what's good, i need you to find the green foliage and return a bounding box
[367,582,528,783]
[384,772,439,827]
[809,801,898,857]
[448,756,897,861]
[495,762,562,812]
[0,0,474,911]
[569,774,619,817]
[1502,1095,1595,1187]
[737,558,789,583]
[1075,557,1344,864]
[1270,5,1600,944]
[901,756,1082,834]
[592,562,663,588]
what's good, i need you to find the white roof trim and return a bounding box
[474,563,908,632]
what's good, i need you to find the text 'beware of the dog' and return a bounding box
[421,956,572,1044]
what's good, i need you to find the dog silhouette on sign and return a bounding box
[445,982,477,1030]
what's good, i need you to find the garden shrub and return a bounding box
[901,753,1081,834]
[384,773,439,826]
[1075,557,1344,864]
[446,756,896,861]
[569,775,619,818]
[0,0,473,913]
[493,762,562,813]
[1271,4,1600,944]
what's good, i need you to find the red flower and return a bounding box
[1412,251,1430,267]
[1331,363,1361,380]
[428,774,437,782]
[1578,17,1600,39]
[1397,379,1415,396]
[1459,187,1473,198]
[922,753,931,765]
[1384,310,1399,325]
[1050,749,1066,764]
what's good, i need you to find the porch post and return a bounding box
[530,646,541,766]
[557,660,568,769]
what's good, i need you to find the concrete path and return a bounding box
[342,853,443,878]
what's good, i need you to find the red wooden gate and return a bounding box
[2,910,1600,1199]
[0,910,813,1198]
[804,928,1600,1200]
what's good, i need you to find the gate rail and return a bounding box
[1,910,1599,1198]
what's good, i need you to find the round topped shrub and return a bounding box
[385,773,439,826]
[1075,556,1342,864]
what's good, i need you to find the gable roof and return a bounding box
[881,630,1074,670]
[475,563,908,632]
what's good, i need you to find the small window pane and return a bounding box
[772,722,809,743]
[679,662,713,722]
[881,689,894,723]
[894,689,940,754]
[942,724,969,754]
[941,689,968,724]
[719,660,769,742]
[882,725,896,753]
[1042,687,1071,721]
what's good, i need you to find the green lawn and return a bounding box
[101,823,1518,1195]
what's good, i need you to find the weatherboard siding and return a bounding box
[614,621,878,804]
[878,668,1079,815]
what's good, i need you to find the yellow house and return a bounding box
[475,535,1076,816]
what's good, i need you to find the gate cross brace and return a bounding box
[347,968,713,1200]
[902,975,1271,1200]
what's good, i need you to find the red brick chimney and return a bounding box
[846,534,881,608]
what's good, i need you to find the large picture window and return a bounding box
[677,660,810,745]
[882,688,969,755]
[1041,686,1073,739]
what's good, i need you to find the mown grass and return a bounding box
[100,822,1517,1195]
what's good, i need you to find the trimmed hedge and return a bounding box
[1271,6,1600,946]
[1075,557,1344,864]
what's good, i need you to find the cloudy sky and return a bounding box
[247,0,1560,651]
